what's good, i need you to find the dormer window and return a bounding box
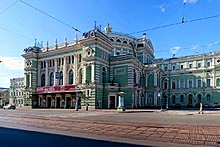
[123,41,127,44]
[137,43,144,48]
[116,39,121,42]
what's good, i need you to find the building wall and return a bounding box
[21,26,220,109]
[9,77,25,106]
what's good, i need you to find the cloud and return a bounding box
[170,46,180,55]
[0,56,24,87]
[155,4,167,13]
[183,0,198,4]
[0,56,24,70]
[159,4,166,12]
[191,45,199,50]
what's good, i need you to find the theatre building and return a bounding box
[22,25,156,110]
[22,25,220,110]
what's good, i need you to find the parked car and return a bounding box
[212,103,220,108]
[3,104,16,110]
[203,103,210,108]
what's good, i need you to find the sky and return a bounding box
[0,0,220,88]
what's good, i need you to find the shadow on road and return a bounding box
[0,127,151,147]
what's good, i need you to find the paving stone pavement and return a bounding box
[0,109,220,146]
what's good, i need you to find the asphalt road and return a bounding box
[0,108,220,147]
[0,127,147,147]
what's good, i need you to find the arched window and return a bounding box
[180,95,184,103]
[68,70,73,84]
[148,74,154,87]
[59,71,63,85]
[41,74,45,87]
[206,94,211,103]
[50,72,54,86]
[164,81,168,89]
[172,81,176,89]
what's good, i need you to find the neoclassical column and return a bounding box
[63,56,67,85]
[38,62,41,87]
[213,69,215,87]
[29,72,32,87]
[83,63,87,84]
[45,61,49,86]
[74,54,77,84]
[54,59,58,86]
[90,63,95,83]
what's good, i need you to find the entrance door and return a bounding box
[66,97,71,109]
[47,97,51,108]
[56,97,60,108]
[188,94,193,107]
[109,96,115,109]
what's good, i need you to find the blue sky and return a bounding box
[0,0,220,87]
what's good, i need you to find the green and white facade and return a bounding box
[22,25,220,109]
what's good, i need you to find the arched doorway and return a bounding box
[188,94,193,107]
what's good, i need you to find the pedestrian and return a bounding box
[199,103,204,114]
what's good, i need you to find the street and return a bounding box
[0,109,220,146]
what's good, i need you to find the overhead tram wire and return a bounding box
[154,42,220,53]
[127,14,219,35]
[0,0,19,16]
[19,0,81,33]
[0,25,33,41]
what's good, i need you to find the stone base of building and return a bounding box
[117,106,125,111]
[81,106,95,111]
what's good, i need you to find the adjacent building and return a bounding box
[9,77,25,106]
[0,88,9,106]
[21,25,220,110]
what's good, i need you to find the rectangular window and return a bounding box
[72,55,74,64]
[188,80,193,88]
[79,54,82,62]
[189,64,192,69]
[197,63,201,68]
[180,80,184,88]
[207,62,211,67]
[58,58,61,66]
[180,65,184,70]
[207,79,211,87]
[172,81,176,89]
[164,66,168,71]
[197,79,202,87]
[172,65,175,71]
[115,68,125,75]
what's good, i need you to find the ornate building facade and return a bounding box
[22,25,220,109]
